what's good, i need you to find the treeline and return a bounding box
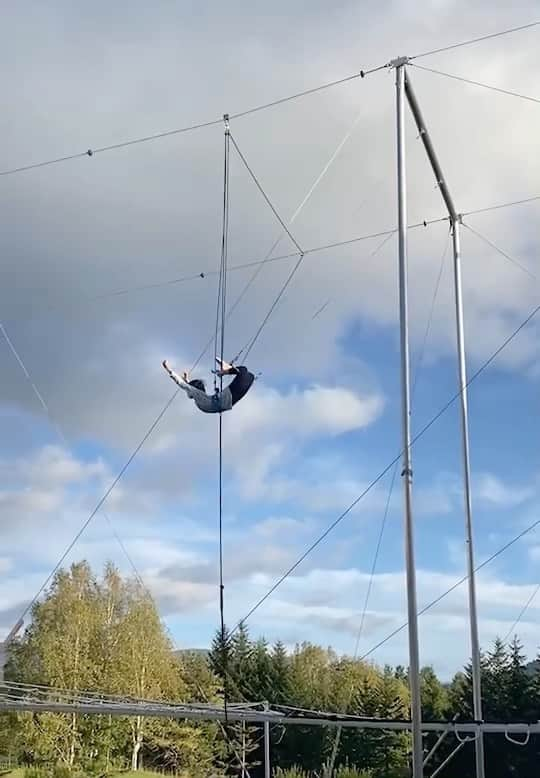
[1,562,540,778]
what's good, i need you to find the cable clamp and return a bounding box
[388,56,410,68]
[223,113,230,133]
[401,467,413,478]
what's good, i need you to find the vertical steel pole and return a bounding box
[395,61,424,778]
[264,703,271,778]
[452,219,485,778]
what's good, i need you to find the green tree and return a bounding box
[248,638,273,702]
[420,665,448,720]
[8,562,99,767]
[270,641,292,704]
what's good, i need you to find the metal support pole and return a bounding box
[404,69,485,778]
[395,60,424,778]
[430,740,466,778]
[423,715,458,768]
[242,719,247,778]
[264,702,271,778]
[451,219,485,778]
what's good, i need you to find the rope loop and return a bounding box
[505,728,530,746]
[454,727,479,743]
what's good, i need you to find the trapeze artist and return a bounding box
[162,358,255,413]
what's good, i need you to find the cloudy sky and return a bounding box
[0,0,539,681]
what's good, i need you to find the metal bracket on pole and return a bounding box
[223,113,230,134]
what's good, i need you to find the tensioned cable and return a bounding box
[238,251,306,363]
[7,199,537,324]
[335,227,451,704]
[221,111,366,328]
[11,221,539,636]
[229,133,304,255]
[352,462,399,661]
[325,314,446,765]
[217,131,306,363]
[462,194,540,218]
[82,198,538,302]
[190,108,368,372]
[410,20,540,60]
[0,322,148,589]
[359,509,540,662]
[503,582,540,643]
[0,119,224,177]
[4,248,426,632]
[232,300,540,634]
[353,228,451,660]
[2,276,244,769]
[410,63,540,106]
[348,229,450,674]
[323,456,399,771]
[0,323,52,420]
[214,121,231,726]
[462,222,538,282]
[1,20,538,178]
[12,388,180,626]
[411,228,452,401]
[234,230,397,363]
[0,69,375,178]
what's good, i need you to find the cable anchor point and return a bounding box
[223,113,230,133]
[388,56,410,69]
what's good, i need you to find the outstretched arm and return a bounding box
[162,360,191,392]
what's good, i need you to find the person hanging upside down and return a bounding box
[162,358,255,413]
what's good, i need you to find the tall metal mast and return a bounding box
[394,58,424,778]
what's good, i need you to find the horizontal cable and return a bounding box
[0,67,380,178]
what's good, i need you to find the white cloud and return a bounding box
[476,473,535,508]
[0,0,539,678]
[226,383,383,440]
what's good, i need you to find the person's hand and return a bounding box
[215,357,233,375]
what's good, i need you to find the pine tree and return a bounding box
[230,622,254,700]
[208,625,235,700]
[248,638,273,702]
[420,665,448,720]
[506,637,531,719]
[270,640,292,704]
[484,638,510,719]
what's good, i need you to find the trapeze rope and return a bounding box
[214,115,231,727]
